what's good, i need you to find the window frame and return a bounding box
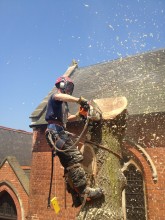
[122,160,148,220]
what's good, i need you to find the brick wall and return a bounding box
[145,148,165,220]
[0,161,29,220]
[28,126,79,220]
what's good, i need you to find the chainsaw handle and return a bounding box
[79,106,88,117]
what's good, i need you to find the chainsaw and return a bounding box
[79,99,102,121]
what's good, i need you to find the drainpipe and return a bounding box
[123,138,158,183]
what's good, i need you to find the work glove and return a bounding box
[77,96,90,111]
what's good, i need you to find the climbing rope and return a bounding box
[85,140,122,159]
[47,150,55,208]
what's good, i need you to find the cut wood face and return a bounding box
[80,143,97,176]
[93,96,128,120]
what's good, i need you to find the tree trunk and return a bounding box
[77,112,127,220]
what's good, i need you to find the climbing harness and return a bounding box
[46,116,90,153]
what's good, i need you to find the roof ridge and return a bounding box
[0,125,32,135]
[0,156,29,195]
[78,47,165,70]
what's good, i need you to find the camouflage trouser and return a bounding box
[65,165,104,207]
[67,165,87,190]
[65,165,87,207]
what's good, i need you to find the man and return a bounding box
[45,76,103,207]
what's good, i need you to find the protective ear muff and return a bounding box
[59,81,65,89]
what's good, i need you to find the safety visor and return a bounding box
[65,82,74,95]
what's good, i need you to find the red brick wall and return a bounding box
[28,127,79,220]
[0,161,29,220]
[124,143,165,220]
[145,148,165,220]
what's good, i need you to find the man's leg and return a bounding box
[45,127,104,204]
[67,166,103,201]
[65,178,82,207]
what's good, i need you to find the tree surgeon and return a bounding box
[45,76,104,207]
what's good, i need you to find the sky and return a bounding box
[0,0,165,132]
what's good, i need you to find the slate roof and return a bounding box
[0,126,32,166]
[29,48,165,127]
[0,156,29,195]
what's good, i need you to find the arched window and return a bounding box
[122,163,147,220]
[0,191,17,220]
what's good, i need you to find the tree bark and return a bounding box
[77,112,127,220]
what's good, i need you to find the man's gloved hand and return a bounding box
[77,96,90,111]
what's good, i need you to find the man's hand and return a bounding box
[77,96,90,110]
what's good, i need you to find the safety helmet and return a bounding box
[55,76,74,95]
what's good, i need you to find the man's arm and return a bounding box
[54,93,80,122]
[54,93,79,103]
[54,93,89,121]
[67,114,78,122]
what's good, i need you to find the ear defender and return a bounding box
[59,81,65,89]
[55,76,74,94]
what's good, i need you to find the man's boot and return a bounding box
[70,189,83,207]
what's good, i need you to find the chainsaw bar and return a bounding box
[89,99,102,115]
